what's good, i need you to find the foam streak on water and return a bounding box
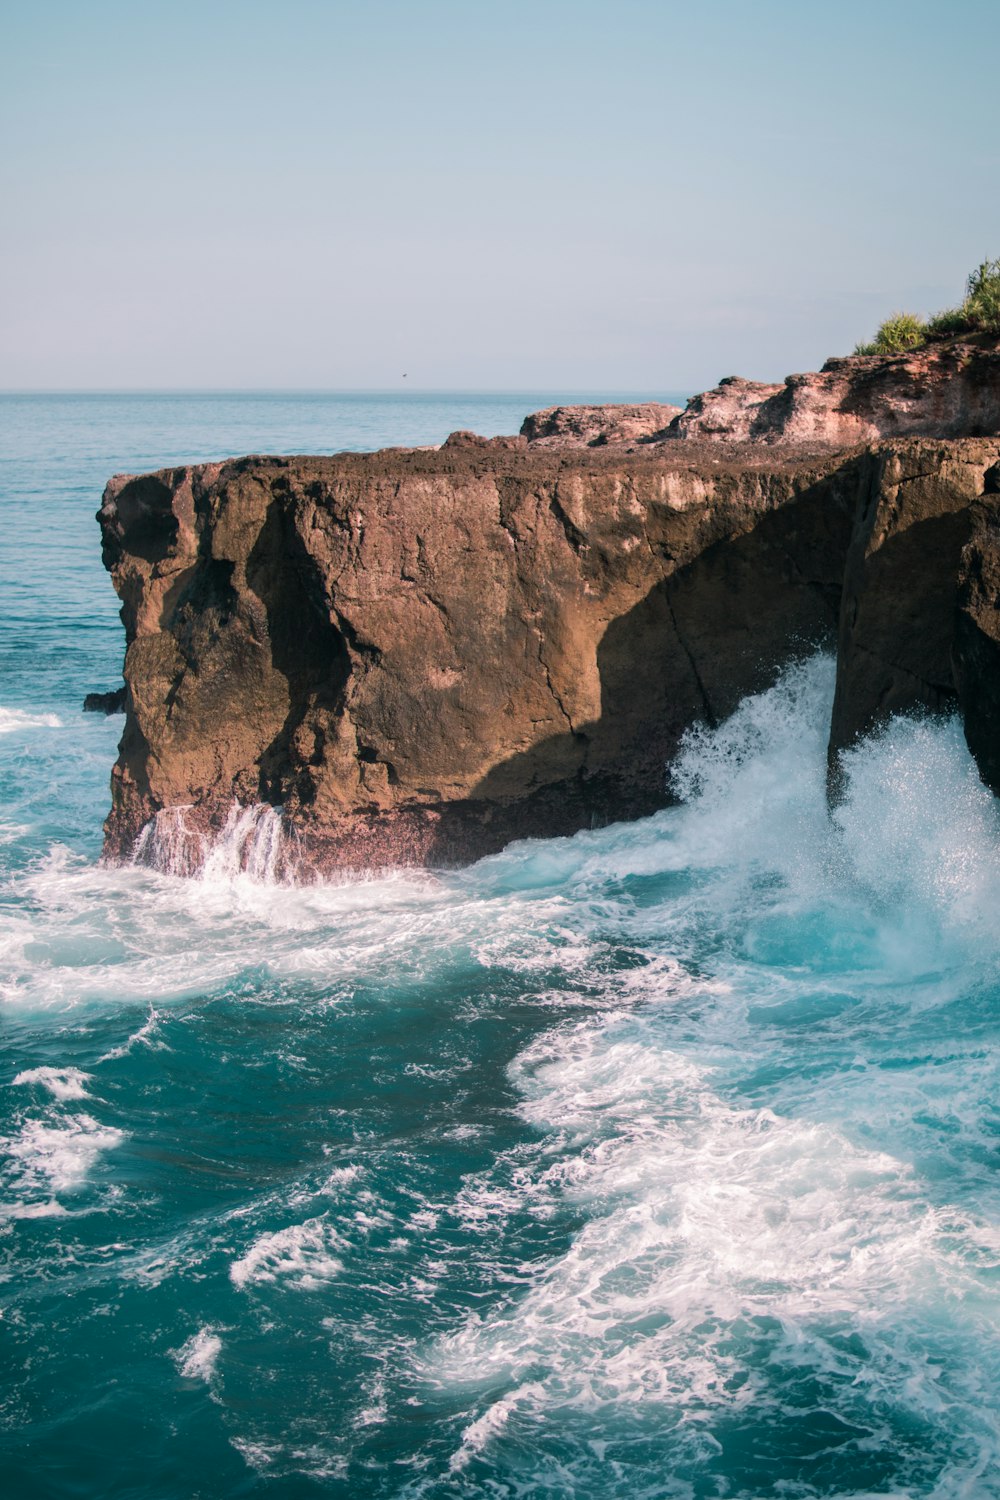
[4,396,1000,1499]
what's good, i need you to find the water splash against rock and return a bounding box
[131,802,289,882]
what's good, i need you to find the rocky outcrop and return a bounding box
[520,403,681,446]
[666,338,1000,446]
[97,335,1000,874]
[513,336,1000,450]
[99,443,868,872]
[83,687,127,715]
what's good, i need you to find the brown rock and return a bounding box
[954,464,1000,792]
[666,338,1000,446]
[827,441,1000,780]
[520,403,682,446]
[99,442,863,872]
[83,686,127,714]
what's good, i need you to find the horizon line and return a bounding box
[0,386,696,399]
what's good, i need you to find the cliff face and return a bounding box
[100,443,869,871]
[829,444,1000,765]
[97,337,1000,875]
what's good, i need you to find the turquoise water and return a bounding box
[3,396,1000,1499]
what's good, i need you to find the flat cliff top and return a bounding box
[108,436,871,492]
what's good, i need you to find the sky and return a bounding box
[2,0,999,392]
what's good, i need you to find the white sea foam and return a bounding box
[5,655,1000,1488]
[0,1197,69,1220]
[354,1369,388,1428]
[476,656,1000,986]
[433,1013,1000,1478]
[320,1164,363,1194]
[4,825,621,1016]
[13,1066,91,1100]
[98,1006,165,1062]
[173,1326,223,1384]
[0,706,62,734]
[450,1382,548,1472]
[230,1437,281,1471]
[2,1113,124,1195]
[230,1216,347,1290]
[411,658,1000,1483]
[834,715,1000,948]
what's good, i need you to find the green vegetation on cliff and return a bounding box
[855,259,1000,355]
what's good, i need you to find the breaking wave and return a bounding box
[0,706,62,735]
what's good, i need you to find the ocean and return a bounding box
[3,392,1000,1500]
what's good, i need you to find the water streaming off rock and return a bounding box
[3,395,1000,1500]
[133,803,290,881]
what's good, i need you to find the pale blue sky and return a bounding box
[2,0,998,391]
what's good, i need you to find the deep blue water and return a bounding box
[3,394,1000,1499]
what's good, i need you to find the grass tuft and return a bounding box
[853,311,926,357]
[963,258,1000,334]
[854,259,1000,354]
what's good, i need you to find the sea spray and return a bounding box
[131,801,289,881]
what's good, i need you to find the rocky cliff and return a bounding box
[99,444,861,871]
[97,338,1000,875]
[665,336,1000,446]
[514,337,1000,451]
[829,443,1000,770]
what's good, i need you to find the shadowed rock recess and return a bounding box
[98,339,1000,875]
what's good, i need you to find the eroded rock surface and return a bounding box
[520,403,682,447]
[83,687,127,715]
[954,465,1000,793]
[666,338,1000,446]
[100,444,867,871]
[828,441,1000,771]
